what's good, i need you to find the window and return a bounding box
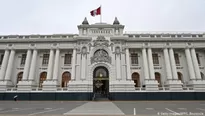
[177,35,181,37]
[130,49,138,65]
[174,53,180,65]
[20,54,26,65]
[128,35,133,37]
[131,53,138,65]
[198,35,203,37]
[196,53,200,65]
[152,54,159,65]
[42,54,49,65]
[192,35,197,37]
[135,35,140,38]
[0,54,4,65]
[64,54,72,65]
[150,35,155,38]
[156,35,161,38]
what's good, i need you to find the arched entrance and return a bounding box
[93,66,109,97]
[201,72,205,80]
[177,72,183,82]
[17,72,23,84]
[132,72,140,87]
[39,72,47,88]
[155,72,162,87]
[61,71,71,87]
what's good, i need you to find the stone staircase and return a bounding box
[93,93,109,101]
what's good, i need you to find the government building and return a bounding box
[0,17,205,100]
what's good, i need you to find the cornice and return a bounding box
[125,37,205,42]
[0,38,77,43]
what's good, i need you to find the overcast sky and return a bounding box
[0,0,205,35]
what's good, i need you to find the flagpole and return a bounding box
[100,5,102,23]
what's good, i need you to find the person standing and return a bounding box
[13,95,18,101]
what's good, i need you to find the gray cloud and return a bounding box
[0,0,204,35]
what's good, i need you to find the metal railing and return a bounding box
[1,86,205,92]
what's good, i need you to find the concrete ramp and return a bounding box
[64,101,124,115]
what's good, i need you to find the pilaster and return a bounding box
[185,48,196,80]
[163,48,172,80]
[165,48,182,90]
[18,49,38,91]
[52,49,60,86]
[43,48,58,91]
[147,48,155,80]
[145,47,159,90]
[116,54,121,80]
[125,48,131,80]
[17,49,32,89]
[191,48,201,80]
[80,54,86,80]
[142,48,149,80]
[189,48,205,90]
[0,49,10,81]
[2,49,15,88]
[71,48,76,80]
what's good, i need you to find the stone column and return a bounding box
[46,49,54,80]
[125,48,131,80]
[185,48,196,80]
[28,49,38,80]
[0,50,10,80]
[4,49,15,80]
[191,48,201,80]
[71,48,76,80]
[142,48,149,80]
[53,49,60,80]
[81,54,86,80]
[147,48,155,80]
[116,54,122,80]
[163,48,172,80]
[22,49,32,80]
[169,48,178,80]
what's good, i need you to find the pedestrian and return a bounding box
[13,95,18,101]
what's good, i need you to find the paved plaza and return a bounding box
[0,101,204,116]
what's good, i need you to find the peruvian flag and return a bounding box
[90,6,101,16]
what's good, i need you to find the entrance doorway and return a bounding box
[93,66,109,98]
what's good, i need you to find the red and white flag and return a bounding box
[90,6,101,16]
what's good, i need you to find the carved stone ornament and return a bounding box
[93,36,109,47]
[91,49,111,64]
[115,47,121,55]
[81,47,87,55]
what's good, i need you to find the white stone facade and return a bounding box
[0,17,205,92]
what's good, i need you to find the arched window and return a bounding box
[62,72,71,87]
[17,72,23,84]
[155,72,161,87]
[201,72,205,80]
[39,72,47,88]
[132,72,140,87]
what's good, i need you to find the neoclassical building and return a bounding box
[0,17,205,100]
